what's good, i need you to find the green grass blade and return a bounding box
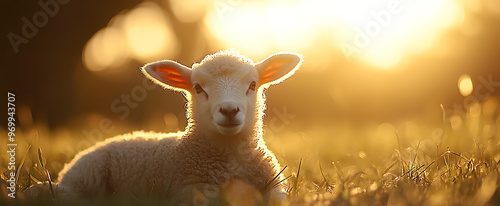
[319,161,327,182]
[30,167,44,183]
[26,169,31,189]
[273,175,291,189]
[410,141,421,171]
[264,165,287,191]
[289,158,302,195]
[46,169,56,200]
[15,144,32,186]
[38,148,45,170]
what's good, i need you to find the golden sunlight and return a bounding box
[354,0,463,68]
[204,0,464,69]
[204,1,317,60]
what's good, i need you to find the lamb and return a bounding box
[24,50,303,205]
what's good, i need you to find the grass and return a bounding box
[282,147,498,205]
[1,102,499,205]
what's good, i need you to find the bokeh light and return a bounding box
[83,27,128,72]
[83,2,178,72]
[458,74,473,96]
[169,0,209,23]
[123,2,178,62]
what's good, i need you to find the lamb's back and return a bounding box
[58,131,182,197]
[104,131,181,195]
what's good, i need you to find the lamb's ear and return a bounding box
[255,53,303,86]
[141,60,192,92]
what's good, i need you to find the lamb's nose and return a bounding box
[220,107,239,118]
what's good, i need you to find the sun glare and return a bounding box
[83,0,467,72]
[204,0,464,69]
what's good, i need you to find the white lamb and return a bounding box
[24,50,303,205]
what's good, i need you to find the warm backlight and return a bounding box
[205,0,464,69]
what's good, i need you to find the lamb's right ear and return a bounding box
[141,60,192,92]
[255,53,303,86]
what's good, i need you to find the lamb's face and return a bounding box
[141,51,302,139]
[190,62,258,137]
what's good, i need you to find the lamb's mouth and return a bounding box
[217,123,241,128]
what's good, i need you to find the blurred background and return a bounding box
[1,0,500,166]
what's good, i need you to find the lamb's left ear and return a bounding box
[255,53,303,86]
[141,60,192,92]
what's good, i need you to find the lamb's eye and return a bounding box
[248,81,256,91]
[194,84,204,94]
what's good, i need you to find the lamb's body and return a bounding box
[57,130,278,203]
[25,51,302,204]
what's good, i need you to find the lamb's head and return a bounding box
[141,51,302,139]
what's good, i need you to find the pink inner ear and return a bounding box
[154,65,190,89]
[161,75,185,83]
[155,67,182,76]
[163,78,189,88]
[260,61,286,82]
[261,68,280,79]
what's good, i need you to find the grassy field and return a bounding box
[1,102,500,205]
